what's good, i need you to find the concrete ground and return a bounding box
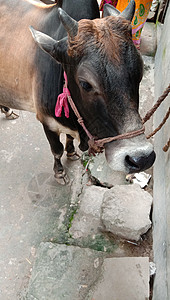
[0,21,156,300]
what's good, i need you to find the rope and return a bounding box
[142,83,170,123]
[88,126,145,155]
[67,95,93,140]
[90,126,145,149]
[163,139,170,152]
[146,107,170,139]
[142,84,170,152]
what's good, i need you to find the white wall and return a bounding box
[153,4,170,299]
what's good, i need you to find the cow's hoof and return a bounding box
[6,112,19,120]
[67,151,80,161]
[54,171,70,185]
[1,108,19,120]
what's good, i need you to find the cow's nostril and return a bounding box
[125,151,156,173]
[125,155,140,171]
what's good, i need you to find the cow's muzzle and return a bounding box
[105,137,156,174]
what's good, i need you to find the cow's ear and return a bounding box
[29,26,68,63]
[103,4,120,18]
[104,0,135,22]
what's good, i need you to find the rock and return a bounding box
[70,185,106,239]
[101,184,153,241]
[87,152,127,187]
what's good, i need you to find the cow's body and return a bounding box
[0,0,100,183]
[0,0,155,184]
[0,0,99,111]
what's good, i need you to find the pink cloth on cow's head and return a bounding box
[55,72,70,118]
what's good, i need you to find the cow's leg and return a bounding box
[0,105,19,119]
[43,125,69,185]
[65,134,80,160]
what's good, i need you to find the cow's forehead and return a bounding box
[68,16,133,62]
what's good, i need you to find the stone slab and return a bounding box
[24,242,105,300]
[92,257,150,300]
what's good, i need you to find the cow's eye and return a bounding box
[79,80,92,92]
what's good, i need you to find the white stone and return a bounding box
[101,184,153,241]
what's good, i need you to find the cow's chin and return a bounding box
[105,135,156,174]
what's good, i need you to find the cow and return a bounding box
[0,0,155,185]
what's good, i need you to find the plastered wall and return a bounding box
[153,4,170,299]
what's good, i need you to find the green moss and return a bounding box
[67,208,78,230]
[53,233,117,253]
[81,234,117,253]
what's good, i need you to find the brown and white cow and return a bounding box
[0,0,155,184]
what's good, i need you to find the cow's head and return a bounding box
[30,0,156,174]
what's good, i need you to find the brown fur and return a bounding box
[68,16,132,62]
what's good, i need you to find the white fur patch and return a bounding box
[45,116,80,141]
